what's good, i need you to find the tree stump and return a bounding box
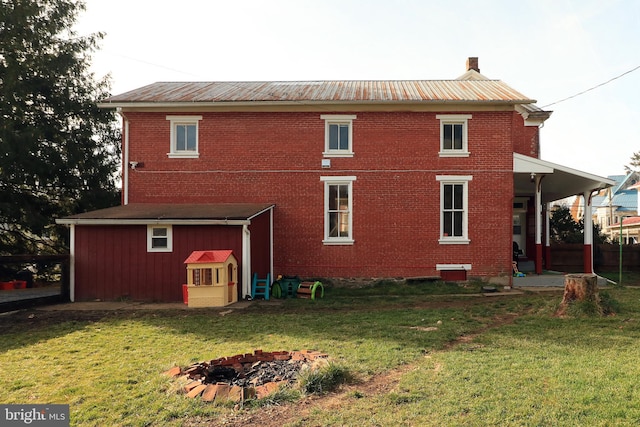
[556,274,601,316]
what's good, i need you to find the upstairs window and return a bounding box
[147,225,173,252]
[166,115,202,158]
[321,115,356,157]
[437,175,472,244]
[321,176,356,245]
[437,114,471,157]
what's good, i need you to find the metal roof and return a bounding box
[101,79,536,106]
[610,191,637,210]
[56,203,275,225]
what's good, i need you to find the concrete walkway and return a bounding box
[512,272,611,288]
[0,286,61,303]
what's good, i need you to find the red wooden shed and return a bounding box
[57,203,274,302]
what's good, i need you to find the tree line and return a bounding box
[1,0,120,255]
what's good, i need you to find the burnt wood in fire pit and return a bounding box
[164,349,329,403]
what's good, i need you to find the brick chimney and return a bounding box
[466,57,479,73]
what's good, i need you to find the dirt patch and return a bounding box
[0,297,526,426]
[204,313,521,427]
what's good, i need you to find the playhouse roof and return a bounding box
[184,250,235,264]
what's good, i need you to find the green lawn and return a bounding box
[1,282,640,426]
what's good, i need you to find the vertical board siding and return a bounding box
[249,210,271,278]
[74,224,246,302]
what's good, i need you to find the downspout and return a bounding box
[583,191,594,274]
[69,224,75,302]
[118,109,130,205]
[544,202,551,269]
[242,225,251,299]
[269,207,274,283]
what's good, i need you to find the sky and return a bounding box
[73,0,640,178]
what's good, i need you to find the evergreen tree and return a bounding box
[549,204,608,244]
[0,0,120,254]
[624,151,640,172]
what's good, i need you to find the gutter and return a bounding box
[118,109,130,205]
[55,219,251,226]
[97,99,535,109]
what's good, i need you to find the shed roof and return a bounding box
[56,203,275,225]
[184,250,235,265]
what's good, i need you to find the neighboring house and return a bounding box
[570,172,639,242]
[56,58,614,302]
[610,179,640,244]
[595,173,639,243]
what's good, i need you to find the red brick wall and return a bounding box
[512,112,540,157]
[122,110,520,280]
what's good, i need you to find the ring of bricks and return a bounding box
[163,349,329,403]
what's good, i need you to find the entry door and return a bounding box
[512,213,526,256]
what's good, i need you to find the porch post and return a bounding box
[544,202,551,270]
[583,191,594,273]
[535,175,543,274]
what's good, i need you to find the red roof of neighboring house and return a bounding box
[184,250,235,264]
[622,216,640,226]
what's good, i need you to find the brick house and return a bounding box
[57,58,613,302]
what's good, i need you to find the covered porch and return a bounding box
[513,153,615,276]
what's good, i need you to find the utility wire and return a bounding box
[541,64,640,108]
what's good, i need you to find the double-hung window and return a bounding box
[166,115,202,158]
[437,175,472,244]
[147,225,173,252]
[321,176,356,245]
[437,114,471,157]
[321,115,356,157]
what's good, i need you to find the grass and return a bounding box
[1,281,640,425]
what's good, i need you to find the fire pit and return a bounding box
[164,349,329,403]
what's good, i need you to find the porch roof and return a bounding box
[56,203,275,226]
[513,153,616,204]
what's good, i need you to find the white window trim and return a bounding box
[436,175,472,244]
[321,114,356,157]
[437,114,471,157]
[321,176,356,245]
[166,115,203,158]
[147,225,173,252]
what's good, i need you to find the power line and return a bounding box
[541,64,640,108]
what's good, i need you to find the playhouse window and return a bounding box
[321,176,356,245]
[321,115,356,157]
[437,114,471,157]
[147,225,173,252]
[437,175,472,244]
[166,115,202,158]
